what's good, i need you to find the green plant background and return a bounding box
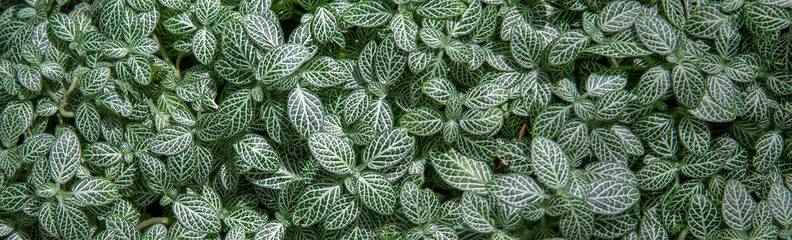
[0,0,791,239]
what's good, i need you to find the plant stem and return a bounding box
[677,227,689,240]
[608,57,619,68]
[58,75,80,118]
[517,122,528,141]
[136,217,175,230]
[45,0,56,15]
[152,34,181,80]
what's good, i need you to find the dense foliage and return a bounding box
[1,0,792,239]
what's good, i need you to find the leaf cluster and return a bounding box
[0,0,791,239]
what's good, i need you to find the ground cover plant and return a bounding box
[0,0,791,239]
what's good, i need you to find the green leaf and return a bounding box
[106,214,142,240]
[459,108,503,136]
[672,63,706,108]
[548,30,590,65]
[636,160,676,191]
[75,103,101,143]
[357,172,396,215]
[15,65,41,92]
[451,0,482,37]
[638,211,668,239]
[127,0,154,11]
[558,121,592,163]
[56,203,92,240]
[488,174,546,208]
[257,44,312,85]
[254,223,285,240]
[171,144,211,186]
[342,0,392,27]
[431,149,493,194]
[722,179,756,231]
[389,14,418,52]
[420,27,446,49]
[611,125,643,156]
[224,208,267,233]
[677,117,710,155]
[634,16,679,55]
[18,133,54,164]
[324,195,359,230]
[38,202,58,237]
[688,93,737,123]
[595,90,632,120]
[173,195,222,234]
[688,194,721,240]
[531,137,571,190]
[753,132,783,172]
[244,12,283,49]
[361,128,414,170]
[361,99,394,133]
[422,77,457,104]
[292,184,340,227]
[0,183,32,212]
[1,101,33,148]
[342,90,370,124]
[288,88,324,138]
[300,57,348,88]
[745,4,792,32]
[193,29,216,65]
[415,0,465,19]
[464,83,507,109]
[149,126,193,156]
[400,182,440,225]
[586,72,626,97]
[680,152,722,178]
[686,6,729,39]
[598,0,642,32]
[140,154,173,193]
[50,129,81,184]
[308,132,354,174]
[80,67,110,95]
[194,0,220,25]
[66,177,118,207]
[632,66,670,105]
[164,12,197,35]
[561,199,594,240]
[400,108,443,136]
[532,106,568,139]
[0,150,19,178]
[510,23,545,69]
[49,13,76,41]
[311,7,337,44]
[461,192,495,233]
[374,37,406,84]
[586,179,640,215]
[234,134,279,172]
[131,38,158,55]
[768,182,792,226]
[217,89,254,136]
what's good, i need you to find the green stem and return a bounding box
[44,86,64,123]
[175,54,183,73]
[58,75,80,118]
[608,57,619,68]
[677,227,689,240]
[147,98,160,117]
[136,217,175,230]
[45,0,56,15]
[152,34,181,81]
